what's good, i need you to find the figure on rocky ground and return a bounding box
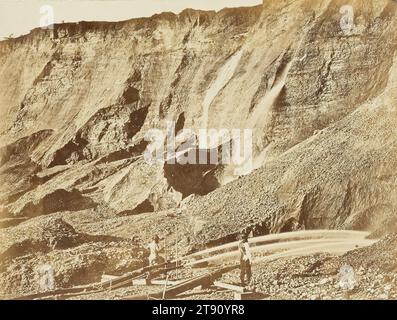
[147,235,162,266]
[238,233,252,286]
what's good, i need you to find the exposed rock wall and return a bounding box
[0,0,396,245]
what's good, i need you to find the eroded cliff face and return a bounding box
[0,6,264,219]
[1,0,397,294]
[186,0,397,245]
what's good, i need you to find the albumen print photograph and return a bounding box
[0,0,397,302]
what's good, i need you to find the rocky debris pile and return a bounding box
[0,239,146,298]
[0,217,101,257]
[0,216,146,298]
[221,235,397,300]
[0,217,83,262]
[334,234,397,272]
[41,217,82,249]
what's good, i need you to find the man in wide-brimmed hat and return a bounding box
[238,233,252,286]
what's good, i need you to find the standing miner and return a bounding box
[147,235,161,266]
[238,233,252,286]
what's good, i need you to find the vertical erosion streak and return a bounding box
[251,59,293,127]
[250,59,294,170]
[201,50,243,128]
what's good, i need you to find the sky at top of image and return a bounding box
[0,0,262,39]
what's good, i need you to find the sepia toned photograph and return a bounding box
[0,0,397,304]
